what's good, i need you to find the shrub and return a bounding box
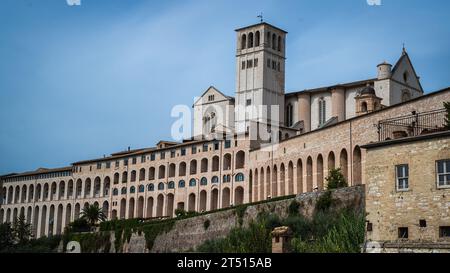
[326,168,347,189]
[315,191,333,212]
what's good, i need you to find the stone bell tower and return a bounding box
[234,22,287,133]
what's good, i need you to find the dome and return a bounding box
[360,84,376,95]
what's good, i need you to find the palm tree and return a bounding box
[80,204,106,227]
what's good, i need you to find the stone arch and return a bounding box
[166,193,174,217]
[156,194,164,217]
[254,169,259,202]
[33,206,39,235]
[114,173,120,184]
[188,193,195,212]
[58,181,65,200]
[147,197,154,218]
[40,205,47,237]
[328,151,336,174]
[280,163,286,196]
[74,203,81,220]
[235,151,245,169]
[260,167,265,201]
[223,154,232,171]
[272,165,278,197]
[235,186,244,205]
[169,163,176,178]
[6,208,11,223]
[50,182,57,201]
[56,204,63,235]
[130,170,137,182]
[272,33,276,50]
[222,188,230,208]
[241,34,247,50]
[158,165,166,179]
[26,206,32,224]
[102,201,109,219]
[48,205,55,236]
[21,185,27,203]
[139,168,146,181]
[65,204,72,227]
[340,149,349,181]
[111,210,117,220]
[306,156,313,192]
[178,162,186,177]
[128,198,135,219]
[248,32,254,48]
[103,177,110,197]
[84,178,91,198]
[211,189,219,211]
[43,183,49,201]
[199,190,207,212]
[149,167,156,180]
[94,177,101,197]
[122,171,128,183]
[288,161,294,195]
[353,146,362,185]
[255,30,260,46]
[266,166,271,198]
[212,156,220,172]
[317,154,324,190]
[249,169,253,203]
[137,196,144,218]
[120,198,126,219]
[190,160,197,175]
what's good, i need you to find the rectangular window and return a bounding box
[214,142,219,151]
[225,140,231,149]
[106,162,111,169]
[246,99,252,106]
[396,164,409,191]
[437,159,450,188]
[398,227,408,239]
[242,61,245,70]
[141,155,146,163]
[267,58,271,68]
[150,153,155,161]
[115,161,119,168]
[124,159,129,166]
[171,150,176,158]
[208,95,215,102]
[247,59,253,68]
[202,144,208,152]
[440,226,450,237]
[272,60,276,69]
[254,58,258,67]
[132,157,137,165]
[160,152,165,160]
[192,146,197,155]
[181,148,186,156]
[97,163,102,170]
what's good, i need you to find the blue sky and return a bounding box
[0,0,449,174]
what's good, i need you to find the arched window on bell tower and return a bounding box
[241,34,247,50]
[255,31,260,46]
[248,32,254,48]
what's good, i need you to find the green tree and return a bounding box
[0,222,15,251]
[326,168,348,189]
[80,204,106,227]
[444,102,450,129]
[13,214,32,244]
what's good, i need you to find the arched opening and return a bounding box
[280,164,286,196]
[94,177,101,197]
[130,170,137,182]
[139,168,146,181]
[211,189,219,210]
[179,162,186,176]
[234,187,244,205]
[328,152,336,174]
[306,157,313,192]
[267,31,271,48]
[6,208,11,223]
[74,203,80,220]
[158,165,166,179]
[340,149,349,182]
[102,201,109,219]
[361,102,368,113]
[128,198,135,219]
[8,186,13,204]
[222,188,230,208]
[199,190,207,212]
[272,165,278,197]
[122,172,128,183]
[169,163,176,178]
[40,205,47,237]
[235,151,245,169]
[149,167,155,180]
[278,36,282,51]
[286,103,293,127]
[76,179,82,198]
[0,209,4,223]
[50,183,57,201]
[147,197,154,218]
[248,32,254,48]
[254,169,259,201]
[212,156,220,172]
[56,204,63,235]
[120,198,126,219]
[201,158,208,173]
[103,177,110,197]
[288,161,294,195]
[21,185,27,203]
[223,154,232,171]
[353,146,362,185]
[84,178,91,198]
[272,33,276,50]
[188,193,196,212]
[255,31,260,46]
[317,154,324,190]
[249,170,253,203]
[48,205,55,236]
[111,210,117,220]
[241,34,247,50]
[33,206,39,235]
[43,184,49,201]
[190,160,197,175]
[260,168,265,200]
[166,194,174,217]
[266,167,271,198]
[114,173,119,184]
[156,194,164,217]
[26,206,32,224]
[65,204,72,228]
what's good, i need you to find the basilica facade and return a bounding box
[1,22,449,242]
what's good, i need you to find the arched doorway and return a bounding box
[199,190,207,212]
[234,187,244,205]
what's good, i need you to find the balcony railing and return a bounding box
[378,108,447,141]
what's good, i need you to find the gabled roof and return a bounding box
[391,48,424,92]
[192,86,234,107]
